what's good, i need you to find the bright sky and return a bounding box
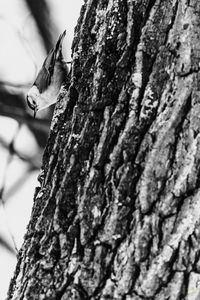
[0,1,83,298]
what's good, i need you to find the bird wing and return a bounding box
[34,49,55,93]
[34,30,66,93]
[54,30,66,60]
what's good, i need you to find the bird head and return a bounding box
[27,86,40,118]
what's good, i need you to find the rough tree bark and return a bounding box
[7,0,200,299]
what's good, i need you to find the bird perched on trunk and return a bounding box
[27,30,69,118]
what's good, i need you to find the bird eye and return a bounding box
[27,96,36,110]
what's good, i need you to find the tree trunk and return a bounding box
[7,0,200,299]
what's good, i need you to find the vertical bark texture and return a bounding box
[7,0,200,299]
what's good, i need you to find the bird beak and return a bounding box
[33,108,37,118]
[27,97,38,118]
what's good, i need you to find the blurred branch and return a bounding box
[0,80,32,89]
[25,0,56,52]
[0,123,22,194]
[0,117,42,191]
[0,98,51,148]
[0,102,50,127]
[0,235,16,255]
[0,90,25,109]
[0,197,18,254]
[0,135,41,169]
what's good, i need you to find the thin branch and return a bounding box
[0,234,16,255]
[0,80,32,89]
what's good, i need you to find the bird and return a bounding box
[27,30,69,118]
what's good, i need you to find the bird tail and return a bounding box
[55,30,66,59]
